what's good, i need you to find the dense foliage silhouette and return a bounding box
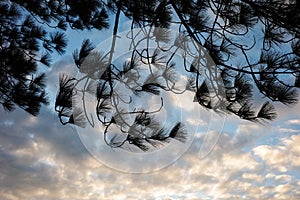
[0,0,109,115]
[1,0,299,151]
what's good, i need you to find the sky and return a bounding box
[1,6,300,200]
[1,82,300,199]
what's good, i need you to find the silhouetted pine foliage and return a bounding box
[2,0,298,151]
[53,0,300,151]
[0,0,109,115]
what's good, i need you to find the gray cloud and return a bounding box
[1,55,300,199]
[1,105,300,199]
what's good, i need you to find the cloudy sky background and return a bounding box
[1,15,300,200]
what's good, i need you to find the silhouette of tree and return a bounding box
[0,0,109,115]
[54,0,299,151]
[3,1,298,151]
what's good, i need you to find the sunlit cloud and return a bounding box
[286,119,300,125]
[1,106,300,199]
[253,135,300,172]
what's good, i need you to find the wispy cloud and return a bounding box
[286,119,300,125]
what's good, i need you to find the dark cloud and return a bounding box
[0,105,95,199]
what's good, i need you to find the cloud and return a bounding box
[286,119,300,125]
[1,107,300,199]
[1,55,300,199]
[278,127,299,133]
[253,135,300,172]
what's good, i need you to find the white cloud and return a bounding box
[242,173,264,182]
[286,119,300,125]
[278,127,299,133]
[186,117,207,126]
[253,135,300,172]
